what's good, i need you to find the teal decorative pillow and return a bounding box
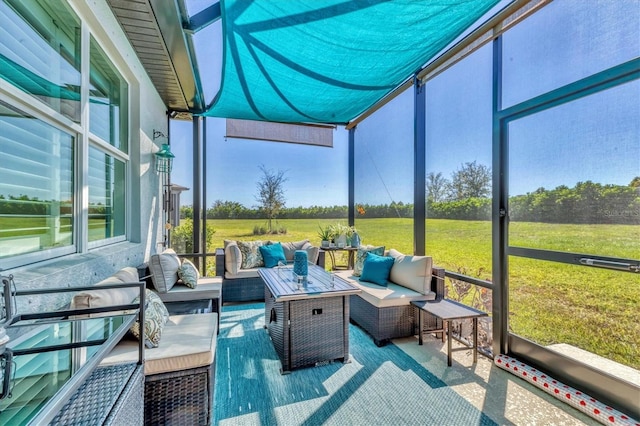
[130,290,169,348]
[353,245,385,276]
[360,253,394,286]
[237,240,264,268]
[177,258,200,288]
[259,242,287,268]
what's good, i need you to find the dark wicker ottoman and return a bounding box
[349,294,416,346]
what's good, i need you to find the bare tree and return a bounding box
[255,165,288,233]
[449,161,491,200]
[426,172,450,202]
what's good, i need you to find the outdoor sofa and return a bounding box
[334,248,445,346]
[71,265,218,425]
[216,239,325,302]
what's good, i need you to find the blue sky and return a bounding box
[172,1,639,208]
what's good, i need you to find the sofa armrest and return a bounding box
[431,266,445,299]
[215,248,225,277]
[317,249,326,268]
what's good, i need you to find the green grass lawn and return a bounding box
[205,217,639,369]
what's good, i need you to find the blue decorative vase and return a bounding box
[351,231,360,247]
[293,250,308,277]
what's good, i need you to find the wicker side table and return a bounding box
[412,299,488,366]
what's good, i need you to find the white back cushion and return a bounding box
[388,249,433,294]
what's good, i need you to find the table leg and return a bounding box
[348,250,355,269]
[446,320,452,367]
[418,309,423,345]
[328,250,337,270]
[473,317,478,363]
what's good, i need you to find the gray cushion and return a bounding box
[280,239,310,260]
[224,240,242,274]
[304,245,320,265]
[71,268,140,314]
[149,248,181,293]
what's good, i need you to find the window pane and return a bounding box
[502,0,640,109]
[88,147,125,242]
[508,81,640,255]
[89,36,128,152]
[0,0,81,123]
[509,257,640,370]
[425,45,493,277]
[0,101,74,257]
[354,89,414,254]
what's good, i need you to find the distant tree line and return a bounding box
[180,180,638,225]
[182,160,638,225]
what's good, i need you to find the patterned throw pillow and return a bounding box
[237,240,264,269]
[130,290,170,348]
[353,245,385,276]
[177,258,200,288]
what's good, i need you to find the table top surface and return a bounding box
[0,314,137,425]
[259,263,360,301]
[412,299,488,320]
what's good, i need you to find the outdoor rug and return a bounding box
[214,303,497,426]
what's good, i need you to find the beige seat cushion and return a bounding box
[387,249,433,294]
[149,249,181,293]
[225,268,261,280]
[335,271,435,308]
[155,277,222,304]
[101,313,218,376]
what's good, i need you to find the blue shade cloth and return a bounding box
[293,250,308,276]
[360,252,394,286]
[204,0,500,124]
[259,242,287,268]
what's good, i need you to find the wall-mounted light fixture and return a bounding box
[153,129,174,173]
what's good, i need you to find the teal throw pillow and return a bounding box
[259,242,287,268]
[359,253,394,286]
[353,245,385,276]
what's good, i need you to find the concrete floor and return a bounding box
[392,334,600,426]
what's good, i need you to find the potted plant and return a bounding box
[330,223,350,248]
[317,224,332,248]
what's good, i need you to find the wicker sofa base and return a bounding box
[144,364,214,426]
[221,275,265,302]
[349,294,416,346]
